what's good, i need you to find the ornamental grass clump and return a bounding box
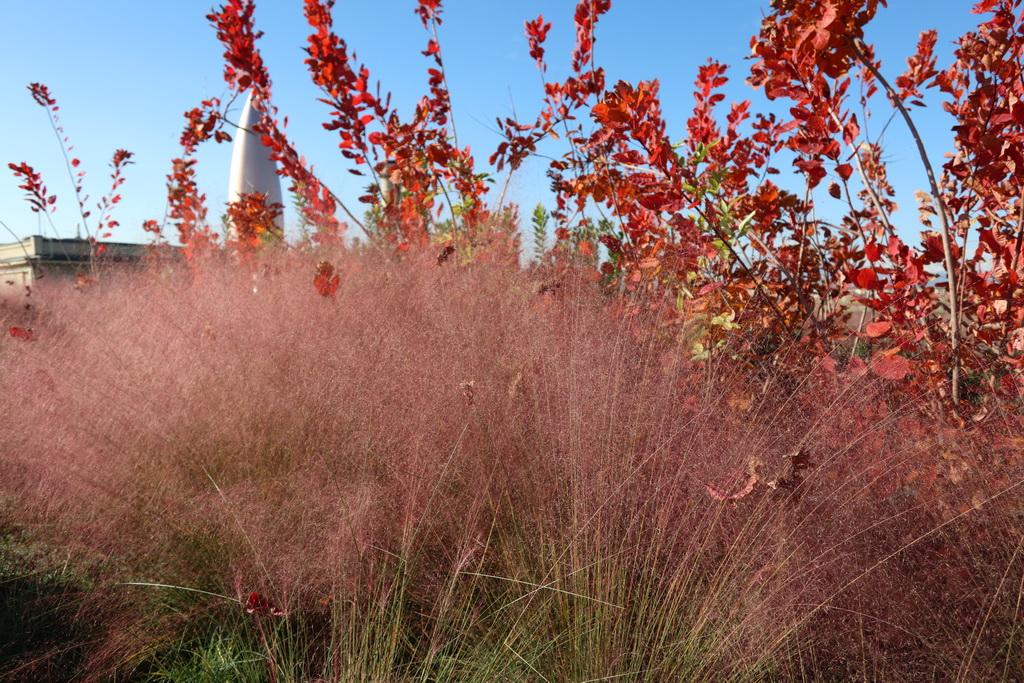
[0,248,1022,680]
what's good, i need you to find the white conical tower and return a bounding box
[227,90,284,239]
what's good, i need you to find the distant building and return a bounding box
[0,235,153,289]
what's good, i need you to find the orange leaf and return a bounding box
[314,260,340,297]
[593,102,630,124]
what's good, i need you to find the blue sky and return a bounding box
[1,1,985,246]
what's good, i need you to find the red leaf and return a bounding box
[427,146,449,166]
[696,281,725,296]
[842,116,860,146]
[525,14,552,69]
[627,172,661,186]
[637,192,690,212]
[638,257,660,270]
[818,3,838,28]
[871,353,911,380]
[794,158,826,188]
[851,267,881,290]
[863,320,892,338]
[314,260,340,297]
[9,327,36,342]
[244,592,286,617]
[864,241,882,262]
[848,356,869,376]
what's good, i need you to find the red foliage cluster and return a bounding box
[162,0,348,256]
[8,161,54,214]
[194,0,501,255]
[741,0,1024,404]
[167,155,217,261]
[9,1,1023,414]
[313,259,340,297]
[10,83,135,263]
[489,0,1024,413]
[92,148,134,254]
[224,191,284,251]
[936,0,1024,367]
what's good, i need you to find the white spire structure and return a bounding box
[227,90,284,239]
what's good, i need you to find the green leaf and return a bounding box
[734,210,756,239]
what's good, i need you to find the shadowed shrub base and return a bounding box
[0,248,1022,681]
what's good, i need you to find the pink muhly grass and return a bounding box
[0,246,1021,680]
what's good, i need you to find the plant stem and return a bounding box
[1004,197,1024,337]
[745,227,827,341]
[429,19,464,256]
[700,216,796,337]
[239,111,367,234]
[850,38,962,406]
[823,100,896,240]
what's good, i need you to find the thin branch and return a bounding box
[745,227,828,342]
[823,107,896,239]
[850,37,962,406]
